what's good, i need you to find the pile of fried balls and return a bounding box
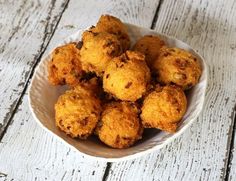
[48,15,202,149]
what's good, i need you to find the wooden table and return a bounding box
[0,0,235,180]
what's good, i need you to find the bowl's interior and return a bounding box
[29,23,207,161]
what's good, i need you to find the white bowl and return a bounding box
[29,23,208,162]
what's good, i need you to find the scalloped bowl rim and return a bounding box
[28,23,208,162]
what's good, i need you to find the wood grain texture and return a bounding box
[106,0,236,180]
[0,94,107,181]
[0,0,69,136]
[44,0,161,53]
[0,0,160,180]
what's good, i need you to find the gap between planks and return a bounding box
[102,162,112,181]
[1,0,234,180]
[0,0,162,179]
[225,106,236,181]
[101,0,236,180]
[0,0,70,141]
[150,0,164,29]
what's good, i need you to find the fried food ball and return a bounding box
[92,14,130,51]
[153,47,202,90]
[80,31,122,76]
[103,51,151,101]
[133,35,165,67]
[96,102,143,148]
[55,84,102,139]
[48,43,82,87]
[141,85,187,133]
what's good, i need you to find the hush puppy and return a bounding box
[55,83,102,139]
[154,47,202,90]
[80,31,122,75]
[103,51,151,101]
[133,35,165,67]
[96,102,143,148]
[141,85,187,133]
[48,43,82,87]
[93,14,130,51]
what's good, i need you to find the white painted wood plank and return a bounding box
[106,0,236,180]
[0,93,107,181]
[0,0,160,180]
[0,0,68,134]
[45,0,160,53]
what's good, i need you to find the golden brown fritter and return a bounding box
[48,43,82,87]
[80,31,122,76]
[96,102,143,148]
[55,83,102,139]
[141,85,187,133]
[92,14,130,51]
[133,35,165,67]
[103,51,151,101]
[153,47,202,90]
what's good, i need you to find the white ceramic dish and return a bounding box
[29,23,208,162]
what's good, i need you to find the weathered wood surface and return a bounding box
[0,94,108,180]
[0,0,160,180]
[1,0,236,180]
[105,0,236,180]
[0,0,69,137]
[44,0,160,52]
[0,0,160,137]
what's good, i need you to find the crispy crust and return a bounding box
[141,85,187,133]
[55,84,102,139]
[80,31,122,76]
[103,51,151,101]
[97,102,143,148]
[133,35,165,68]
[154,47,202,90]
[48,43,82,87]
[93,14,130,51]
